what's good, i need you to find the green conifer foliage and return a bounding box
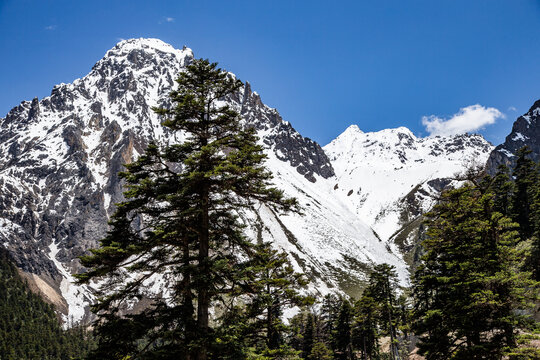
[320,294,341,346]
[77,59,297,360]
[333,299,353,360]
[529,162,540,282]
[0,248,93,359]
[412,177,537,360]
[302,313,315,359]
[226,243,312,357]
[492,164,514,217]
[352,295,379,360]
[512,147,538,240]
[364,264,400,360]
[308,341,333,360]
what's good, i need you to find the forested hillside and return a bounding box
[0,248,93,359]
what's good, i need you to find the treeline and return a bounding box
[286,265,409,360]
[0,248,94,359]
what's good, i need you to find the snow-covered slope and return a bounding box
[324,125,494,241]
[0,39,405,324]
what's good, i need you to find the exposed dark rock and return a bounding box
[486,99,540,174]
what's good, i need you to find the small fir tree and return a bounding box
[240,243,312,356]
[302,313,315,359]
[333,299,354,360]
[511,146,538,240]
[352,295,380,360]
[364,264,400,360]
[308,341,333,360]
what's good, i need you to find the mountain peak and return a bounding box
[391,126,414,135]
[527,98,540,115]
[109,38,192,56]
[98,38,194,72]
[486,98,540,173]
[324,124,493,240]
[344,124,363,133]
[0,38,400,321]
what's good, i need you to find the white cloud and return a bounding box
[422,104,504,137]
[159,17,175,24]
[508,106,517,112]
[45,25,57,30]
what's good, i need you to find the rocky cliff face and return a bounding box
[0,39,404,323]
[486,99,540,174]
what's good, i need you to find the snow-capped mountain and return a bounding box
[323,125,493,247]
[0,38,406,324]
[486,99,540,173]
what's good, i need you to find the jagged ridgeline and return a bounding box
[0,38,406,323]
[324,125,494,266]
[0,38,528,326]
[0,248,93,359]
[487,99,540,173]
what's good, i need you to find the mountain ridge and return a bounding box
[2,38,523,326]
[323,124,494,241]
[486,99,540,173]
[0,38,405,323]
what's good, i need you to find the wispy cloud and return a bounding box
[44,25,57,30]
[508,106,517,112]
[158,16,175,24]
[422,104,504,137]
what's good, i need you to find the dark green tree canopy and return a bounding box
[412,172,538,360]
[77,58,300,360]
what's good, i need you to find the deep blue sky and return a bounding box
[1,1,540,145]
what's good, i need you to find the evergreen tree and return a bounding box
[320,294,341,346]
[0,248,93,359]
[364,264,400,360]
[352,295,379,360]
[308,341,333,360]
[302,313,315,359]
[412,176,537,360]
[492,164,514,217]
[287,312,308,353]
[333,299,353,360]
[531,176,540,281]
[240,243,312,357]
[511,146,538,240]
[77,58,297,360]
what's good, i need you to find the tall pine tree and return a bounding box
[364,264,400,360]
[77,59,297,360]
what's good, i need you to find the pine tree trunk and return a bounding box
[196,113,210,360]
[197,186,210,360]
[183,235,194,360]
